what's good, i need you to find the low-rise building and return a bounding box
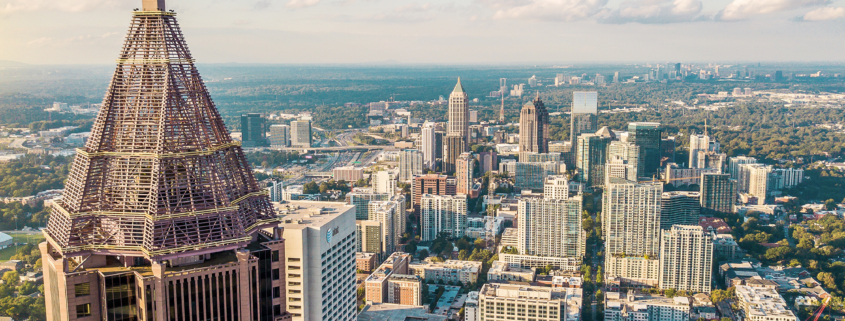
[487,260,536,282]
[409,260,482,285]
[356,252,378,272]
[734,285,797,321]
[358,303,447,321]
[499,253,580,271]
[604,291,690,321]
[364,252,422,306]
[478,283,582,321]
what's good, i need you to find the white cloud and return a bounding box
[286,0,321,9]
[0,0,122,13]
[598,0,705,24]
[395,3,432,13]
[801,6,845,20]
[484,0,609,22]
[716,0,829,21]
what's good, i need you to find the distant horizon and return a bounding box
[2,60,845,67]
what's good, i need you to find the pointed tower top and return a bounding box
[453,77,465,93]
[143,0,166,11]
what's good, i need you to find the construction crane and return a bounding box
[804,297,831,321]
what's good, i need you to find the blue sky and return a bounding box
[1,0,844,64]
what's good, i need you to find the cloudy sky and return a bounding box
[1,0,844,64]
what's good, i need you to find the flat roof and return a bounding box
[270,201,355,231]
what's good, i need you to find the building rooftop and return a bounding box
[480,283,573,301]
[412,260,482,272]
[735,285,796,319]
[358,303,447,321]
[269,201,355,231]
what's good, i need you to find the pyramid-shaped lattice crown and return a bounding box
[44,10,278,260]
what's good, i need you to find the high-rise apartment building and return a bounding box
[514,162,559,191]
[443,134,466,174]
[746,164,773,204]
[576,133,611,187]
[605,157,637,184]
[543,175,570,200]
[729,156,758,182]
[628,122,663,177]
[333,166,364,182]
[735,285,797,321]
[517,197,585,259]
[570,92,599,146]
[448,78,470,148]
[372,171,395,194]
[241,113,267,147]
[700,173,737,215]
[411,174,456,214]
[277,202,357,321]
[40,3,291,320]
[346,191,389,220]
[399,149,423,182]
[688,131,720,168]
[421,123,437,170]
[607,141,640,181]
[519,95,550,156]
[603,179,663,285]
[478,283,582,321]
[270,124,290,148]
[659,225,713,293]
[420,194,467,241]
[368,198,406,257]
[456,153,475,195]
[660,192,701,230]
[290,120,312,148]
[479,151,498,174]
[357,220,383,254]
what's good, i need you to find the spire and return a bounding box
[453,77,465,93]
[704,118,709,136]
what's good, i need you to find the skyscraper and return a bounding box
[570,92,598,146]
[576,132,611,187]
[603,179,663,257]
[420,194,468,241]
[40,2,290,320]
[628,122,663,178]
[700,173,737,215]
[660,192,701,230]
[519,94,550,157]
[543,175,570,200]
[412,174,457,214]
[659,225,713,293]
[514,162,559,191]
[442,134,465,174]
[421,123,437,170]
[517,197,585,259]
[241,113,267,146]
[448,78,470,148]
[456,153,475,195]
[399,149,423,182]
[607,141,640,181]
[269,124,290,148]
[290,119,312,148]
[372,170,395,194]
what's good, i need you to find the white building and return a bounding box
[272,201,358,321]
[605,291,690,321]
[487,260,536,282]
[420,194,467,242]
[734,285,797,321]
[290,120,311,148]
[399,149,423,182]
[269,124,290,148]
[372,170,395,194]
[465,291,480,321]
[421,123,438,170]
[518,197,584,259]
[408,260,481,285]
[333,166,363,182]
[659,225,713,293]
[543,175,570,200]
[478,283,582,321]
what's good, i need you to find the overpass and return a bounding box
[277,145,397,152]
[304,172,333,178]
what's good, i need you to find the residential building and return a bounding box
[291,120,312,148]
[479,151,498,174]
[729,156,757,181]
[519,95,550,156]
[518,197,585,259]
[628,122,663,177]
[364,252,421,306]
[770,168,804,189]
[607,141,640,181]
[357,252,378,272]
[448,78,470,148]
[478,283,582,321]
[411,174,456,214]
[606,157,636,184]
[420,194,467,241]
[368,199,405,257]
[746,164,773,204]
[241,113,267,147]
[421,123,437,170]
[346,191,389,220]
[358,303,447,321]
[659,225,713,293]
[664,163,719,186]
[734,285,797,321]
[605,291,690,321]
[604,179,663,286]
[408,260,482,284]
[373,171,395,194]
[499,254,581,271]
[660,192,700,230]
[399,149,423,182]
[465,291,480,321]
[456,153,475,195]
[576,133,611,186]
[700,173,737,215]
[713,234,743,260]
[333,166,363,182]
[487,261,536,282]
[543,175,570,200]
[357,220,383,255]
[270,124,290,148]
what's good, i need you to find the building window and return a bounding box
[274,304,282,316]
[272,251,280,262]
[76,303,91,317]
[273,287,281,299]
[288,258,300,262]
[273,269,280,280]
[74,283,91,297]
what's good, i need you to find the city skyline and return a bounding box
[2,0,845,65]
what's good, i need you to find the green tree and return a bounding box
[1,271,18,286]
[303,181,319,194]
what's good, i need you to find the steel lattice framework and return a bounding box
[44,10,279,260]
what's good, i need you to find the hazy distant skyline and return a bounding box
[1,0,844,65]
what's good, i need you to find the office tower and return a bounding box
[398,149,423,181]
[469,110,479,123]
[514,162,558,191]
[372,170,395,194]
[448,78,470,148]
[608,141,640,180]
[604,179,663,257]
[479,151,498,174]
[658,225,713,293]
[613,71,620,83]
[728,156,757,182]
[421,123,437,170]
[522,152,562,163]
[595,74,606,86]
[357,220,383,254]
[628,122,663,177]
[40,3,290,320]
[478,283,582,321]
[576,133,611,187]
[519,94,550,158]
[333,166,363,182]
[278,202,357,321]
[434,131,444,160]
[675,63,682,73]
[241,113,267,147]
[746,164,773,204]
[420,194,467,241]
[346,191,389,220]
[528,75,538,87]
[517,197,585,259]
[442,134,465,174]
[700,173,737,215]
[543,175,570,200]
[570,92,599,146]
[412,174,457,214]
[660,192,701,230]
[499,78,508,95]
[270,124,290,148]
[290,119,312,148]
[456,153,475,195]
